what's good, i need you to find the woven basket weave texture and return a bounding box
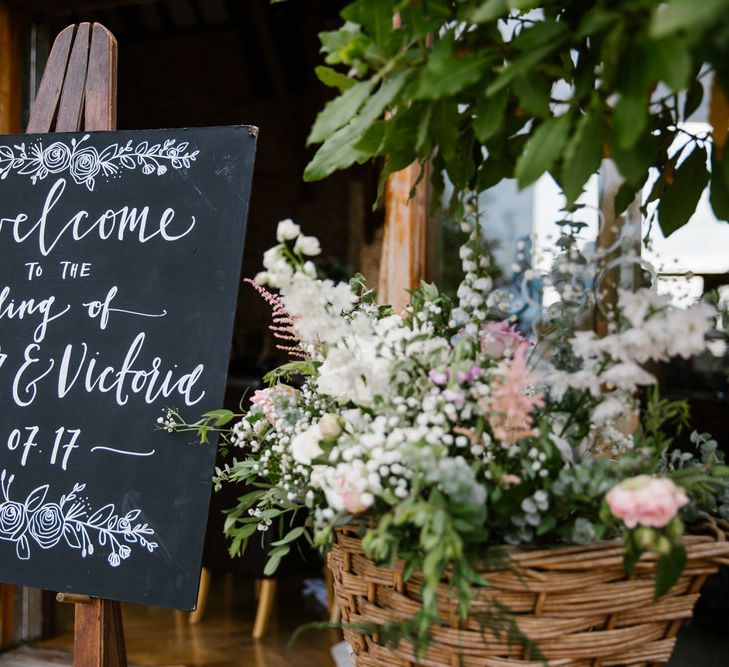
[328,525,729,667]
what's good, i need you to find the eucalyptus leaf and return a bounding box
[264,545,291,576]
[270,526,306,546]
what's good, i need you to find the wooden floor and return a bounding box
[34,576,338,666]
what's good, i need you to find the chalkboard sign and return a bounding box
[0,125,256,610]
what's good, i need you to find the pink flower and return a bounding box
[338,478,370,515]
[457,364,482,383]
[480,320,532,359]
[606,476,689,529]
[250,385,296,424]
[486,346,543,445]
[429,369,449,385]
[443,389,465,406]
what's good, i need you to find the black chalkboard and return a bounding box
[0,125,256,610]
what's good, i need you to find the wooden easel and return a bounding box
[25,22,126,667]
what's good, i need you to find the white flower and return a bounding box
[276,218,301,242]
[290,424,324,465]
[294,234,322,256]
[591,396,628,425]
[571,331,600,360]
[662,301,713,359]
[601,362,655,391]
[317,340,392,406]
[254,271,270,285]
[618,288,669,327]
[612,328,654,363]
[318,414,342,439]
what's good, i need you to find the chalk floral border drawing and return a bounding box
[0,470,158,567]
[0,134,199,191]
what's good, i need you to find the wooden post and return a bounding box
[595,159,642,336]
[24,22,126,667]
[0,2,21,134]
[376,11,431,310]
[378,161,429,311]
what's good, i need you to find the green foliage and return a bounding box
[305,0,729,232]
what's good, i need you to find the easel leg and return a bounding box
[60,595,127,667]
[252,579,276,639]
[189,567,211,625]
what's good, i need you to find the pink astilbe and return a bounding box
[244,278,305,358]
[486,346,544,445]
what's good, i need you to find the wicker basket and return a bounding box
[327,523,729,667]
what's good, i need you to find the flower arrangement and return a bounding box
[167,218,729,651]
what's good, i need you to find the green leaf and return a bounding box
[415,35,490,100]
[355,120,386,154]
[477,155,513,190]
[655,543,686,599]
[264,545,291,576]
[610,131,656,185]
[709,143,729,221]
[509,0,540,8]
[487,22,569,96]
[314,65,356,93]
[474,88,508,141]
[399,0,451,38]
[515,114,572,189]
[319,23,369,67]
[561,108,605,203]
[537,515,557,536]
[651,0,727,39]
[270,526,306,547]
[658,146,710,236]
[614,181,641,215]
[305,70,412,181]
[202,409,236,427]
[471,0,508,23]
[651,37,692,91]
[341,0,399,51]
[513,71,551,118]
[430,99,461,165]
[308,78,377,145]
[613,41,650,150]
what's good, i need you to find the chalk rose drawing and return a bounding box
[0,470,157,566]
[0,134,199,191]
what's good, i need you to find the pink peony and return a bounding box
[480,320,532,358]
[339,478,370,515]
[250,385,296,424]
[606,476,689,529]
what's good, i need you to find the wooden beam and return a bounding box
[378,161,429,312]
[0,584,14,649]
[0,2,22,134]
